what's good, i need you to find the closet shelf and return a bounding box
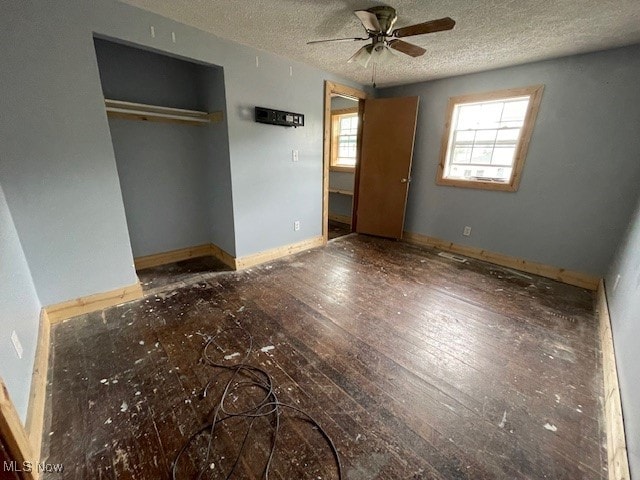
[329,188,354,196]
[104,99,223,126]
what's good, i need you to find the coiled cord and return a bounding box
[171,327,343,479]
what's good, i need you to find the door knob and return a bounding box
[400,178,408,183]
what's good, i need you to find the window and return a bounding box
[437,85,544,191]
[330,107,359,172]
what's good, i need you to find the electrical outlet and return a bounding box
[292,150,299,162]
[150,26,156,38]
[463,226,472,236]
[11,330,23,359]
[613,274,621,291]
[294,220,300,231]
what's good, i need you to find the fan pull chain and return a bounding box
[372,62,377,88]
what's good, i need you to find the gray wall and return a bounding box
[93,38,207,111]
[225,63,324,255]
[107,120,211,257]
[198,67,236,255]
[94,39,219,258]
[0,2,138,306]
[606,193,640,477]
[380,44,640,276]
[0,183,41,422]
[331,96,358,111]
[0,0,363,310]
[329,171,355,219]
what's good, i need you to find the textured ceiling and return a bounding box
[120,0,640,87]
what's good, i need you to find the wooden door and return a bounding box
[354,97,419,239]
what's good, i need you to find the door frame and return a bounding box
[322,81,367,243]
[0,379,36,480]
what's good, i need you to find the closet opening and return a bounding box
[93,37,235,292]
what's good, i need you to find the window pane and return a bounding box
[338,135,356,142]
[454,130,475,143]
[470,148,492,164]
[338,147,355,158]
[478,102,503,127]
[475,129,498,144]
[496,129,520,143]
[339,115,358,134]
[451,147,471,164]
[456,104,481,129]
[499,167,513,180]
[502,100,528,122]
[338,134,356,145]
[491,146,516,166]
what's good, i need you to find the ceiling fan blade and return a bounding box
[354,10,382,33]
[307,37,369,45]
[388,39,426,57]
[392,17,455,38]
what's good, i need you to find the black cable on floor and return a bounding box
[171,327,343,479]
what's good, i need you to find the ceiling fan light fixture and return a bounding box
[369,41,395,66]
[348,41,397,69]
[348,44,374,68]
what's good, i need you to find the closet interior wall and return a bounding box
[197,66,235,256]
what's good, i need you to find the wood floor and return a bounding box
[42,235,605,479]
[328,220,351,240]
[137,255,230,295]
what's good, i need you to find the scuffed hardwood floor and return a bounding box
[42,235,606,479]
[328,220,351,240]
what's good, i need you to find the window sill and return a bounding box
[436,176,519,192]
[330,165,356,173]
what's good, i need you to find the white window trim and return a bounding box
[436,85,544,192]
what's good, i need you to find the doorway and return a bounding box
[322,81,419,243]
[322,82,367,242]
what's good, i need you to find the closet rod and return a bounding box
[104,99,222,125]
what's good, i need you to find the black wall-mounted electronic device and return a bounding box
[255,106,304,128]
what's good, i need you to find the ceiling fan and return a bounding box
[308,6,455,68]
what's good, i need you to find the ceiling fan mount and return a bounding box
[364,6,398,34]
[308,5,456,69]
